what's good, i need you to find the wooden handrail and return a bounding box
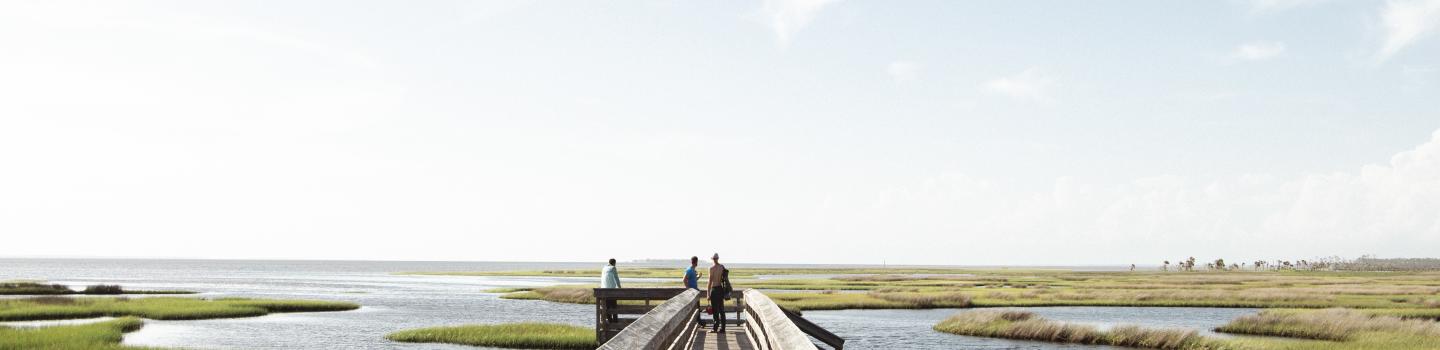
[741,289,817,350]
[782,308,844,349]
[597,289,701,350]
[593,287,842,350]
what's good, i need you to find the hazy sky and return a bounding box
[2,0,1438,265]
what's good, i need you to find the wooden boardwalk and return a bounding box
[593,288,844,350]
[691,327,755,350]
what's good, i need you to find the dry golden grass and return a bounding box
[1217,308,1440,341]
[934,309,1217,349]
[500,286,595,304]
[868,291,972,307]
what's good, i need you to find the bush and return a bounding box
[82,285,125,295]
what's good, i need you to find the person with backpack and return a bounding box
[707,253,730,333]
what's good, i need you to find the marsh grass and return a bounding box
[501,286,595,304]
[1216,308,1440,341]
[869,291,972,307]
[484,287,530,293]
[0,316,159,350]
[0,282,192,296]
[0,297,359,321]
[934,310,1218,349]
[488,269,1440,316]
[82,285,124,295]
[386,322,594,349]
[0,282,72,295]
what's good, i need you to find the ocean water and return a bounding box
[0,259,1254,349]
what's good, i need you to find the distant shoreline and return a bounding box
[0,257,1137,271]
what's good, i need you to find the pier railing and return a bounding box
[594,287,843,350]
[593,288,745,346]
[594,288,701,350]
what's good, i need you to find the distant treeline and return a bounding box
[1157,256,1440,272]
[1336,256,1440,272]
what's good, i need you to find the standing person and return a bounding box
[682,256,700,290]
[707,253,728,333]
[600,259,622,289]
[599,259,622,323]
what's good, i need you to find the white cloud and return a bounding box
[887,60,920,83]
[984,67,1055,100]
[819,128,1440,263]
[758,0,841,47]
[1376,0,1440,62]
[1229,41,1287,61]
[1243,0,1327,14]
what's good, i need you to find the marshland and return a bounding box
[6,258,1440,349]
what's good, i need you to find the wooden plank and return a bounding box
[690,326,754,350]
[782,308,844,350]
[595,288,689,300]
[668,309,700,350]
[597,289,701,350]
[742,290,817,350]
[698,319,746,326]
[698,288,748,299]
[602,318,636,330]
[609,305,658,314]
[696,306,744,314]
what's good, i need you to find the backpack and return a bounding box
[719,268,733,295]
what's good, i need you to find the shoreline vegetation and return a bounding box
[933,309,1223,349]
[0,296,360,321]
[0,316,155,350]
[398,267,996,279]
[386,322,594,349]
[934,308,1440,349]
[473,269,1440,317]
[467,265,1440,349]
[0,282,193,296]
[0,281,360,350]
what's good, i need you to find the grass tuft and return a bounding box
[386,322,595,349]
[1215,308,1440,341]
[501,286,595,304]
[0,282,193,296]
[934,309,1219,349]
[0,297,359,321]
[0,316,157,350]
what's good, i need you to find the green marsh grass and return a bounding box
[0,316,158,350]
[500,286,595,304]
[0,282,192,296]
[1216,308,1440,341]
[933,309,1219,349]
[485,268,1440,316]
[386,322,594,349]
[0,296,360,321]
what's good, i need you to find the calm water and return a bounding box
[802,307,1258,349]
[1,259,1255,349]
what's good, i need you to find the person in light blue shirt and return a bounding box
[600,258,622,289]
[682,256,700,290]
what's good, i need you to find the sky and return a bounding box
[1,0,1438,266]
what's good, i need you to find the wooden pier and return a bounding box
[593,288,844,350]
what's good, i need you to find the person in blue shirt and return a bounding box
[682,256,700,289]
